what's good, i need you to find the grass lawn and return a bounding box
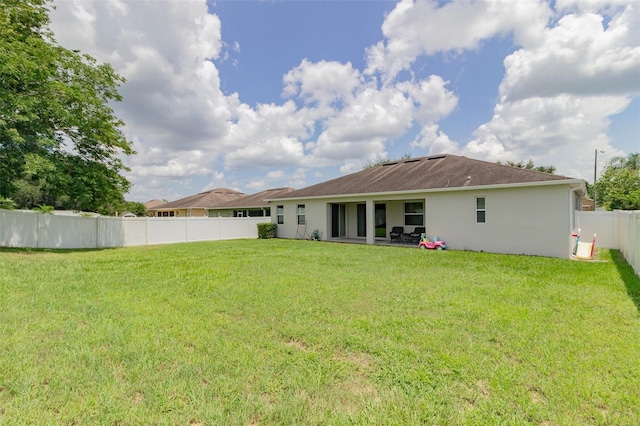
[1,240,639,425]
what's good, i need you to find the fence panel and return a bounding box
[0,210,38,247]
[0,210,267,249]
[576,210,640,277]
[575,211,618,248]
[36,215,98,249]
[187,217,222,242]
[619,211,639,277]
[146,218,188,245]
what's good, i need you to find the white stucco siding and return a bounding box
[273,200,328,240]
[384,200,405,233]
[425,185,572,258]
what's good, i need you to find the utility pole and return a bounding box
[593,149,604,210]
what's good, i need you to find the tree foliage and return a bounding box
[0,0,134,215]
[122,201,147,217]
[595,153,640,211]
[0,197,17,210]
[498,160,557,174]
[363,154,412,169]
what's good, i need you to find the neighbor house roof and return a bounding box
[149,188,246,210]
[143,199,165,209]
[210,187,296,209]
[270,154,580,200]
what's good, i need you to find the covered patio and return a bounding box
[325,198,426,245]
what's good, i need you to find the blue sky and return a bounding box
[49,0,640,202]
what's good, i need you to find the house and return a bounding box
[207,187,296,218]
[147,188,246,217]
[267,154,587,258]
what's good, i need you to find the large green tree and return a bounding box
[595,153,640,211]
[0,0,134,214]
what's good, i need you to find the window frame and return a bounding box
[475,197,486,224]
[404,201,424,226]
[297,204,306,225]
[276,205,284,225]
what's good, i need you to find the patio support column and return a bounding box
[366,199,375,245]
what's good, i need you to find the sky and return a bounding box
[48,0,640,202]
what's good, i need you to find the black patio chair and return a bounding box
[389,226,404,242]
[409,227,426,243]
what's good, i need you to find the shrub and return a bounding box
[0,197,17,210]
[257,222,277,239]
[33,205,54,214]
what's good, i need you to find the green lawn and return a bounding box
[1,240,639,425]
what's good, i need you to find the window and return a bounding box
[297,204,306,225]
[277,206,284,224]
[476,197,486,223]
[247,209,265,217]
[404,202,424,226]
[157,211,175,217]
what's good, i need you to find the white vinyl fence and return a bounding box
[0,210,266,249]
[576,210,640,277]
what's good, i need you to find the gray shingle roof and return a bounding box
[273,154,576,199]
[150,188,246,210]
[211,187,296,209]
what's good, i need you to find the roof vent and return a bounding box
[404,158,421,163]
[382,161,398,166]
[428,155,446,160]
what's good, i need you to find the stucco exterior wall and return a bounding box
[273,200,327,239]
[271,183,577,258]
[424,185,572,258]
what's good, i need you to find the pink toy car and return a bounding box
[418,234,447,250]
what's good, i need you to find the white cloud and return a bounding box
[411,125,460,155]
[286,168,309,188]
[130,148,212,178]
[222,101,312,169]
[283,59,361,108]
[310,85,414,161]
[50,0,233,177]
[266,170,285,180]
[397,75,459,124]
[464,95,629,178]
[501,4,640,101]
[245,180,267,191]
[365,0,551,80]
[464,2,639,180]
[201,171,229,193]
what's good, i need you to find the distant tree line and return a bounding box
[594,153,640,211]
[497,159,556,174]
[363,154,412,169]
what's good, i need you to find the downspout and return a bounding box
[569,186,580,256]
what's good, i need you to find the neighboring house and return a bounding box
[147,188,246,217]
[207,187,296,217]
[581,197,595,211]
[267,154,587,258]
